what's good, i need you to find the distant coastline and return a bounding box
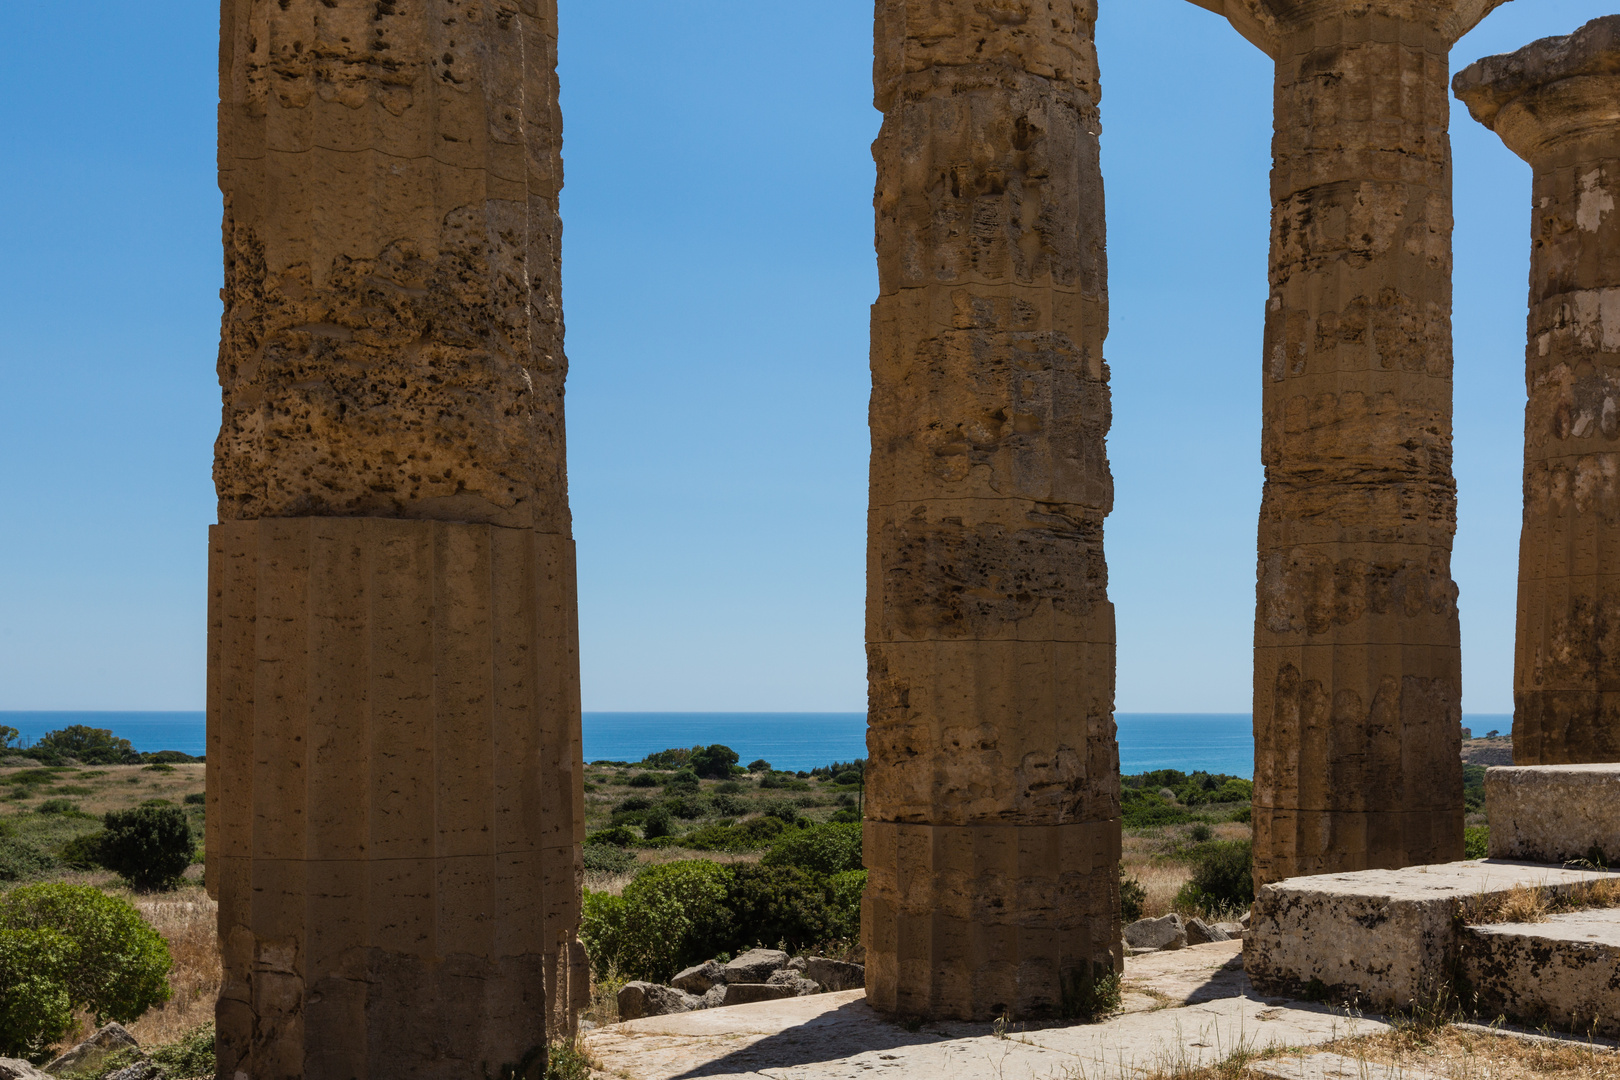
[2,710,1517,778]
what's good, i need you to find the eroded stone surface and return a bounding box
[1462,907,1620,1036]
[1189,0,1504,887]
[1247,860,1620,1010]
[1486,765,1620,862]
[1455,17,1620,767]
[865,0,1120,1022]
[1251,1052,1439,1080]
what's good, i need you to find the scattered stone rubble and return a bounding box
[1123,913,1244,953]
[618,949,866,1021]
[43,1024,139,1078]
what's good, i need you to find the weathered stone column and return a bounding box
[210,1,584,1075]
[1456,18,1620,767]
[864,0,1120,1022]
[1187,0,1508,885]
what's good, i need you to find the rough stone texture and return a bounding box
[721,983,800,1007]
[619,982,700,1021]
[0,1061,48,1080]
[1486,764,1620,862]
[102,1065,163,1080]
[803,957,865,990]
[865,0,1121,1022]
[45,1023,138,1076]
[1185,917,1231,945]
[213,0,584,1075]
[1124,914,1187,952]
[671,960,726,994]
[1461,907,1620,1036]
[1455,18,1620,766]
[723,949,788,984]
[1190,0,1511,888]
[1247,859,1620,1010]
[586,975,1392,1080]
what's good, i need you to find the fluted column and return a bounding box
[1456,17,1620,766]
[864,0,1120,1022]
[1187,0,1508,885]
[210,1,584,1075]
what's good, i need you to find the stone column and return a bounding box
[1456,17,1620,766]
[210,1,584,1076]
[1187,0,1509,885]
[864,0,1120,1022]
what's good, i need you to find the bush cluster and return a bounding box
[93,806,195,891]
[1174,840,1253,916]
[582,823,866,982]
[0,884,172,1057]
[1465,824,1489,860]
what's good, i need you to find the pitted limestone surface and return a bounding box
[1456,17,1620,766]
[1463,908,1620,1036]
[1184,0,1510,886]
[865,0,1119,1020]
[1247,860,1620,1011]
[1486,765,1620,863]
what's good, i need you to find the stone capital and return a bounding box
[1185,0,1511,58]
[1454,16,1620,163]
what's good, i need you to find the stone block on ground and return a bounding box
[804,957,865,990]
[0,1061,48,1080]
[46,1022,139,1075]
[1486,766,1620,864]
[1251,1053,1438,1080]
[103,1064,164,1080]
[1248,860,1620,1010]
[699,985,727,1009]
[723,948,788,983]
[1185,917,1230,944]
[1125,913,1186,951]
[619,981,699,1021]
[722,982,799,1006]
[671,960,725,994]
[1461,907,1620,1036]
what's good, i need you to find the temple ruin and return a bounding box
[202,0,1620,1054]
[863,0,1121,1021]
[1455,16,1620,767]
[208,0,584,1075]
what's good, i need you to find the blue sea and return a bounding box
[2,711,1516,779]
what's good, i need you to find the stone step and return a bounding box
[1248,859,1620,1010]
[1461,906,1620,1036]
[1487,764,1620,864]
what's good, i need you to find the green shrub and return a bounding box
[1121,872,1146,924]
[829,808,860,824]
[825,869,866,941]
[614,795,654,814]
[1188,823,1213,843]
[1174,840,1254,916]
[688,745,740,780]
[710,793,750,817]
[30,726,140,766]
[0,926,74,1058]
[142,751,199,765]
[1121,796,1191,828]
[639,748,693,770]
[762,823,862,876]
[0,838,55,882]
[723,865,850,955]
[57,832,106,870]
[36,799,80,816]
[1465,825,1489,860]
[746,759,771,773]
[664,770,700,795]
[151,1022,215,1078]
[1228,804,1252,824]
[627,773,660,788]
[144,763,176,773]
[763,803,800,825]
[738,816,785,842]
[580,861,733,982]
[1464,764,1488,813]
[1212,778,1253,804]
[641,806,674,841]
[833,771,862,786]
[663,795,706,820]
[0,883,172,1025]
[581,844,636,876]
[183,792,206,806]
[585,826,638,848]
[99,806,194,890]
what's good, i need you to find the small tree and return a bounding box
[100,806,193,891]
[688,745,740,780]
[0,927,74,1058]
[0,884,171,1028]
[31,726,139,765]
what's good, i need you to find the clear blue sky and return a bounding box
[0,1,1606,714]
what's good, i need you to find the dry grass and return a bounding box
[123,884,220,1047]
[1462,878,1620,925]
[1123,858,1194,919]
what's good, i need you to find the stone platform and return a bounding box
[1486,765,1620,863]
[1463,907,1620,1035]
[1246,859,1620,1010]
[585,943,1390,1080]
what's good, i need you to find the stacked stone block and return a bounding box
[212,0,583,1075]
[1188,0,1507,885]
[864,0,1121,1021]
[1455,17,1620,766]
